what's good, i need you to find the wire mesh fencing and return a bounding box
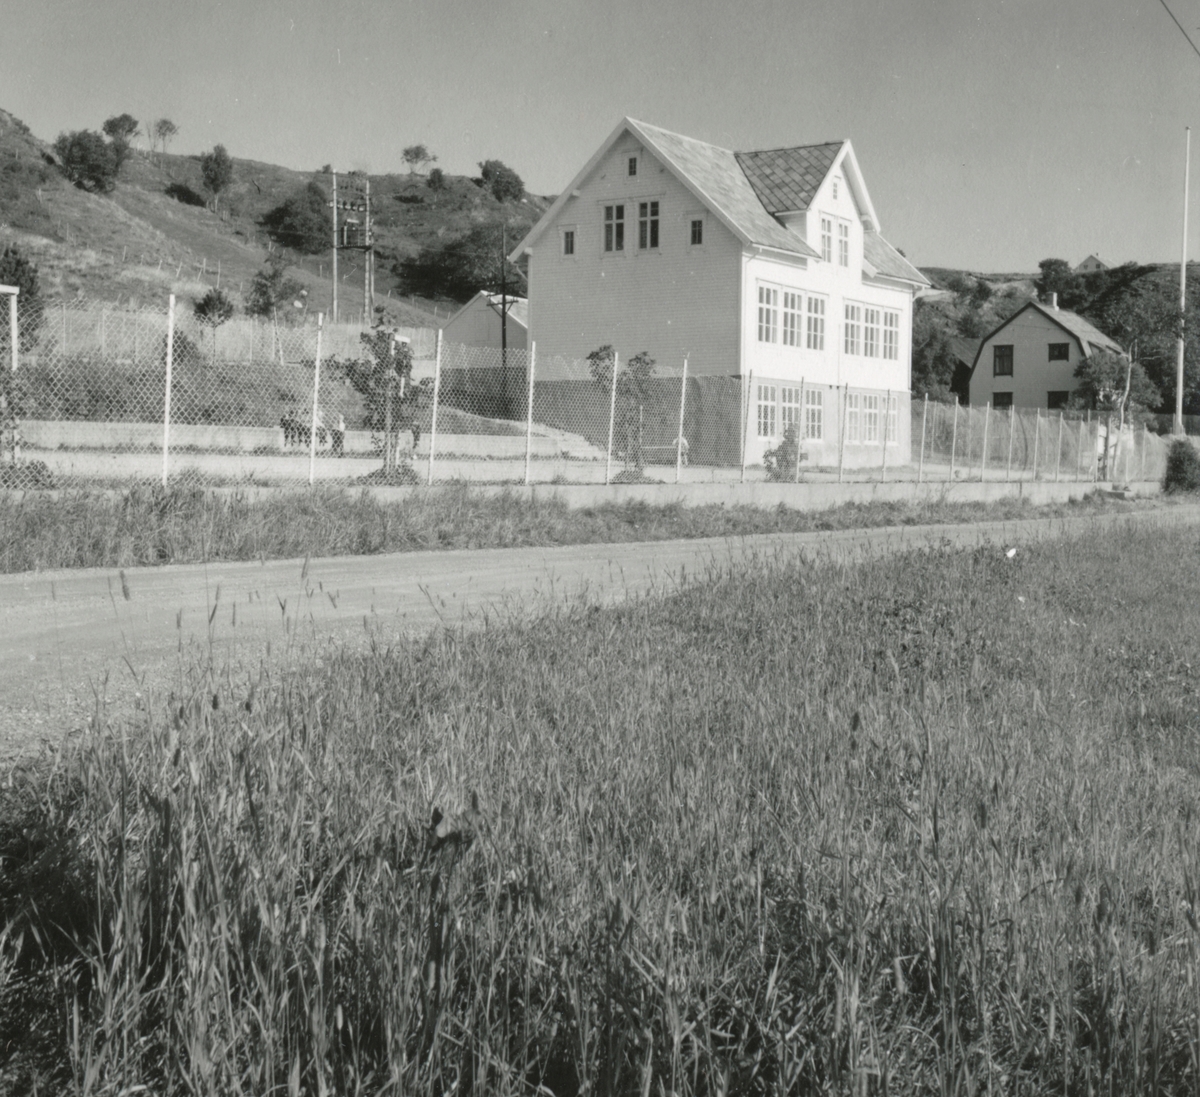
[0,292,1178,490]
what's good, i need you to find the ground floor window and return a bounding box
[1047,390,1069,410]
[757,384,777,437]
[863,394,880,443]
[846,392,861,442]
[780,386,801,433]
[992,392,1013,409]
[804,388,823,440]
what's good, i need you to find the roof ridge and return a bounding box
[625,117,735,154]
[738,140,845,156]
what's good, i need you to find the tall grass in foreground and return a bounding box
[4,524,1200,1093]
[0,481,1138,573]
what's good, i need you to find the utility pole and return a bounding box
[331,170,339,323]
[363,175,372,322]
[1177,127,1190,435]
[501,223,508,413]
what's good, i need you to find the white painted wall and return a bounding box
[970,308,1089,409]
[525,132,744,379]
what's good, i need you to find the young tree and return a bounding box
[1034,258,1082,308]
[53,130,119,193]
[152,118,178,155]
[261,181,332,254]
[426,167,446,192]
[102,113,139,169]
[193,288,235,366]
[244,254,304,319]
[1073,349,1161,479]
[402,144,436,174]
[588,345,657,472]
[200,144,233,212]
[478,159,524,202]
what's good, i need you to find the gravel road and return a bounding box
[3,504,1197,763]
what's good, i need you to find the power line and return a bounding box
[1158,0,1200,62]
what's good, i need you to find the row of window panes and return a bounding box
[819,217,851,267]
[757,285,826,350]
[989,392,1071,409]
[992,343,1071,376]
[593,204,700,253]
[844,393,898,444]
[756,385,825,439]
[843,304,900,359]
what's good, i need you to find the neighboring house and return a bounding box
[948,337,980,404]
[1075,254,1109,274]
[968,295,1124,410]
[508,117,929,467]
[443,291,529,352]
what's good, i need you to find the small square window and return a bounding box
[1048,343,1069,361]
[992,392,1013,409]
[690,218,703,246]
[562,229,575,256]
[1047,390,1070,409]
[628,156,638,177]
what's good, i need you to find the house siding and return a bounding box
[442,295,527,352]
[525,133,743,379]
[970,310,1088,409]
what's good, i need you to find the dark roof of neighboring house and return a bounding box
[949,337,981,365]
[734,143,843,215]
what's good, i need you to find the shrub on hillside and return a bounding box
[1163,438,1200,493]
[53,129,119,193]
[261,181,332,254]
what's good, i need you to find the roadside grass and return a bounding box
[0,481,1153,572]
[3,523,1200,1093]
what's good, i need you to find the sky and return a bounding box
[3,0,1200,273]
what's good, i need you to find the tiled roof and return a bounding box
[949,337,982,366]
[864,231,930,286]
[628,120,820,258]
[734,143,843,214]
[1030,302,1123,355]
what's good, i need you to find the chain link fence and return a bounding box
[0,293,1177,489]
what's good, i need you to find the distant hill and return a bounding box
[0,107,550,327]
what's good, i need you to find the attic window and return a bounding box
[832,177,840,200]
[628,156,638,177]
[690,218,703,246]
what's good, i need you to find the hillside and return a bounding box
[0,107,550,326]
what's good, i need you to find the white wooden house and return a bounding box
[509,117,929,466]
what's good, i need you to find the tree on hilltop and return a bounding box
[402,144,436,174]
[53,130,119,193]
[479,159,524,202]
[200,144,234,213]
[1034,258,1082,308]
[102,113,139,169]
[151,118,178,156]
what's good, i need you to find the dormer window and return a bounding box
[628,156,638,177]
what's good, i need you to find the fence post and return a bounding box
[1031,408,1040,479]
[980,401,990,482]
[1076,417,1085,481]
[918,393,928,484]
[524,341,536,486]
[309,313,324,487]
[880,390,889,481]
[162,294,175,487]
[948,400,958,482]
[1054,411,1063,482]
[676,357,688,484]
[427,329,442,486]
[1140,425,1146,483]
[837,385,846,483]
[1006,407,1015,481]
[740,371,753,484]
[7,288,16,374]
[604,351,619,485]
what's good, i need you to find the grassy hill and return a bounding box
[0,107,550,326]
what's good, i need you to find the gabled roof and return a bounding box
[949,337,982,366]
[970,300,1124,375]
[509,117,923,286]
[735,143,843,215]
[445,291,529,331]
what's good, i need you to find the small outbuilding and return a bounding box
[441,291,528,352]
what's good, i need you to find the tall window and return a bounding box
[864,308,880,357]
[863,394,880,443]
[821,217,832,262]
[757,384,777,437]
[804,388,823,440]
[883,311,899,360]
[806,296,825,350]
[638,201,659,249]
[604,205,625,252]
[781,386,801,434]
[993,345,1013,376]
[838,222,850,267]
[562,229,575,256]
[690,218,703,245]
[782,291,802,347]
[628,156,638,176]
[846,393,861,443]
[757,285,778,343]
[844,303,861,355]
[886,394,898,442]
